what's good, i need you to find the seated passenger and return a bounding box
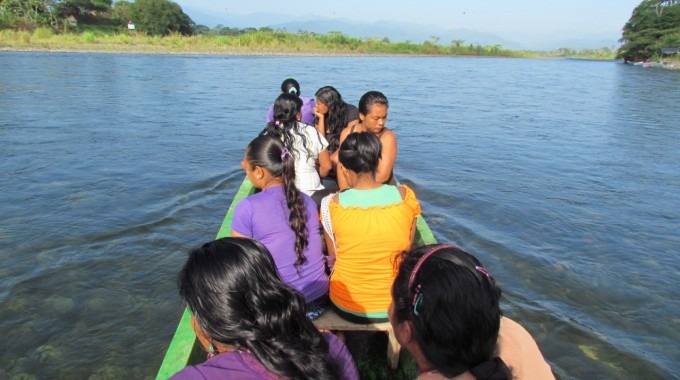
[337,91,396,189]
[261,93,332,198]
[232,135,328,319]
[313,86,360,156]
[389,244,555,380]
[171,237,359,379]
[321,132,421,323]
[266,78,316,125]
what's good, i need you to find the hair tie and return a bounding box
[288,88,298,95]
[408,244,460,317]
[412,284,423,316]
[275,120,280,126]
[281,147,291,161]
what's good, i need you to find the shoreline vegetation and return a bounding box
[0,28,621,60]
[1,1,678,68]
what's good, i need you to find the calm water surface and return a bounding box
[0,52,678,379]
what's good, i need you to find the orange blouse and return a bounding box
[328,185,421,318]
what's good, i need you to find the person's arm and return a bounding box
[377,129,397,184]
[331,125,356,190]
[317,149,332,178]
[230,200,253,238]
[314,106,326,137]
[398,185,417,248]
[323,229,336,257]
[231,230,247,238]
[346,118,360,131]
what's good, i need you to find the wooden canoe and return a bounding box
[155,177,436,379]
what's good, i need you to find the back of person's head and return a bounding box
[281,78,301,96]
[246,135,308,266]
[246,135,291,180]
[338,132,381,175]
[273,93,303,123]
[178,237,340,379]
[392,244,511,379]
[358,90,389,115]
[264,93,310,154]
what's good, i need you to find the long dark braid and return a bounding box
[247,135,309,266]
[281,147,309,266]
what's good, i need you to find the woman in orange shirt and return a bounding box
[321,132,420,323]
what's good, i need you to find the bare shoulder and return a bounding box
[380,128,397,142]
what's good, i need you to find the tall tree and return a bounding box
[617,0,680,61]
[0,0,57,29]
[132,0,193,36]
[54,0,112,19]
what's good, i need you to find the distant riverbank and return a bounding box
[0,28,621,60]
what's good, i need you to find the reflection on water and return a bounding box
[0,53,678,379]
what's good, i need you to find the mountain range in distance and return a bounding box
[182,7,621,51]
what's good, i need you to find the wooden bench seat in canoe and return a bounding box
[313,308,401,369]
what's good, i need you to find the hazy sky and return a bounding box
[175,0,641,39]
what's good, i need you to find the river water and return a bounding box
[0,52,678,379]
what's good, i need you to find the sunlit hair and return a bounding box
[358,90,389,115]
[280,78,301,96]
[178,237,341,379]
[338,132,382,175]
[245,135,308,266]
[392,244,511,379]
[315,86,351,153]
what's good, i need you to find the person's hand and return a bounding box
[313,106,324,120]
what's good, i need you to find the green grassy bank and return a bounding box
[0,28,620,59]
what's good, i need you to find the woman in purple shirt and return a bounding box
[232,135,329,319]
[171,237,358,379]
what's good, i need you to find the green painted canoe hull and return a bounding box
[155,177,436,379]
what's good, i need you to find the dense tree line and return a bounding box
[0,0,194,36]
[617,0,680,61]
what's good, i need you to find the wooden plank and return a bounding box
[313,308,401,369]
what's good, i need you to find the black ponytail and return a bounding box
[261,93,313,159]
[247,135,309,267]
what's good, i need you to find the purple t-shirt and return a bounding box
[170,333,359,380]
[267,96,316,126]
[231,186,328,302]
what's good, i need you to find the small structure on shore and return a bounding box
[660,47,679,57]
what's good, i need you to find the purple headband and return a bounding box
[407,244,457,290]
[408,244,492,317]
